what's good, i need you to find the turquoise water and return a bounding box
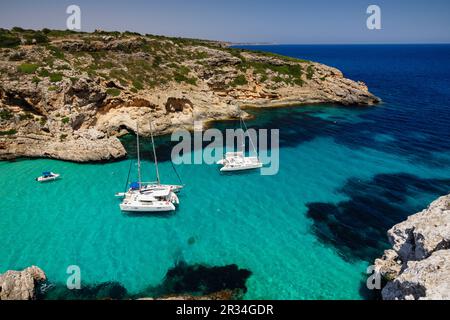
[1,45,450,299]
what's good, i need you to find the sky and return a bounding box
[0,0,449,44]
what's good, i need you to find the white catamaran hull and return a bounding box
[120,191,179,213]
[220,162,263,172]
[120,201,176,212]
[218,154,263,172]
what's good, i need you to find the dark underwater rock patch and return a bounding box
[140,261,252,299]
[305,173,450,262]
[37,262,252,300]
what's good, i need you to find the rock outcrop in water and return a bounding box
[0,28,380,162]
[0,266,46,300]
[374,194,450,300]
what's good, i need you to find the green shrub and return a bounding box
[106,88,121,96]
[293,78,304,86]
[230,74,248,87]
[132,80,144,90]
[259,74,268,83]
[49,73,63,82]
[61,117,70,124]
[60,133,68,141]
[48,86,58,91]
[19,113,34,121]
[11,27,25,32]
[174,73,197,85]
[193,51,209,59]
[0,109,13,120]
[48,46,65,59]
[18,63,39,74]
[37,69,50,77]
[24,32,49,45]
[32,76,41,84]
[152,56,162,67]
[272,76,284,83]
[0,129,17,135]
[0,31,21,48]
[306,65,314,80]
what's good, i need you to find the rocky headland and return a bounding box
[0,28,379,162]
[374,194,450,300]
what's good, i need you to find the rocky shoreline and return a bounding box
[0,29,379,162]
[0,263,250,300]
[374,194,450,300]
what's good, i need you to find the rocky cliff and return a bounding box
[0,28,380,162]
[374,194,450,300]
[0,266,46,300]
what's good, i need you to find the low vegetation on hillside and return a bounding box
[0,27,315,94]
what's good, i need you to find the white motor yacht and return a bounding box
[36,171,60,182]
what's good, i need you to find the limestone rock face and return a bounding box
[0,31,380,162]
[382,250,450,300]
[0,266,46,300]
[388,195,450,262]
[375,194,450,300]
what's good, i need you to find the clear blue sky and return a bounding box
[1,0,449,43]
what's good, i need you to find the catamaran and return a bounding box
[36,171,60,182]
[117,122,182,213]
[217,115,263,172]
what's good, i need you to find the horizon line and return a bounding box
[231,42,450,46]
[2,26,450,46]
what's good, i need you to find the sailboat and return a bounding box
[217,114,263,172]
[117,122,181,213]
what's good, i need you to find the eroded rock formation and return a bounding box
[0,266,46,300]
[374,194,450,300]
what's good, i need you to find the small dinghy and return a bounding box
[36,171,60,182]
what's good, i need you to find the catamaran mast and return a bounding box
[136,122,142,189]
[240,113,259,159]
[149,121,161,185]
[239,116,245,152]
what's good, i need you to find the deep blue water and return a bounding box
[0,45,449,299]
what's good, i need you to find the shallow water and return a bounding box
[1,45,449,299]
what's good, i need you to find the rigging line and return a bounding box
[239,114,245,152]
[149,121,161,185]
[124,159,133,193]
[171,160,184,186]
[136,122,142,189]
[241,114,258,157]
